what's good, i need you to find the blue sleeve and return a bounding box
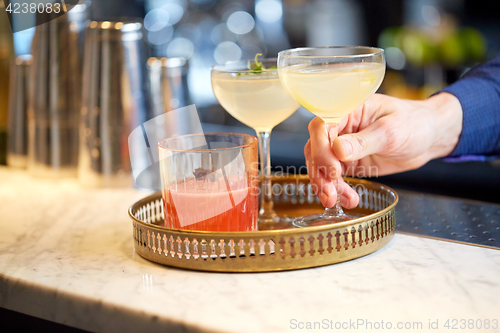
[439,54,500,158]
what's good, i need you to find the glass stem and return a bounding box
[323,122,346,217]
[256,130,276,222]
[324,183,346,217]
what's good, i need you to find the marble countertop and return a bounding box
[1,167,500,333]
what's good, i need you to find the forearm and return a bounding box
[438,54,500,157]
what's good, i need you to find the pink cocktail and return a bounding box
[163,177,257,231]
[159,133,259,231]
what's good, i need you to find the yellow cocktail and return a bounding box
[278,46,385,227]
[211,57,299,225]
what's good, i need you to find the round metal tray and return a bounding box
[129,176,398,272]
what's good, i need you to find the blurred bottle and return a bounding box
[28,3,88,178]
[7,55,32,168]
[0,2,14,165]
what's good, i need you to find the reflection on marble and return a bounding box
[1,167,500,333]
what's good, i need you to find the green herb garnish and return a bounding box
[248,53,264,71]
[242,53,277,74]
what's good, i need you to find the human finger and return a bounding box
[336,179,359,209]
[307,117,342,180]
[305,141,335,205]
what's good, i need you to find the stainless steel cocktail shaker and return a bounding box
[28,3,88,178]
[79,20,152,187]
[148,57,191,114]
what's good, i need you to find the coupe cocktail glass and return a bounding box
[211,58,299,227]
[278,46,385,227]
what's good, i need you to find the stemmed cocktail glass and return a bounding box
[278,46,385,227]
[211,57,300,227]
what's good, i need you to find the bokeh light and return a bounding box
[226,11,255,35]
[421,6,441,27]
[255,0,283,23]
[385,47,406,70]
[162,3,185,25]
[144,8,170,32]
[214,41,242,64]
[211,23,237,44]
[167,38,195,59]
[148,25,174,45]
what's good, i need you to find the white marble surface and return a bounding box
[1,167,500,333]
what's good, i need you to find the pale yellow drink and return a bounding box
[211,72,299,132]
[279,63,385,123]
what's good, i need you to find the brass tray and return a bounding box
[129,176,398,272]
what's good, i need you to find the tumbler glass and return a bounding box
[159,133,258,232]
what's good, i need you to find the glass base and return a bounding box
[258,215,296,230]
[293,212,364,228]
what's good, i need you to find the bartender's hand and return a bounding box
[305,92,463,209]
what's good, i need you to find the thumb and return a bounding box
[332,123,387,161]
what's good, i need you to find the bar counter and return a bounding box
[1,167,499,332]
